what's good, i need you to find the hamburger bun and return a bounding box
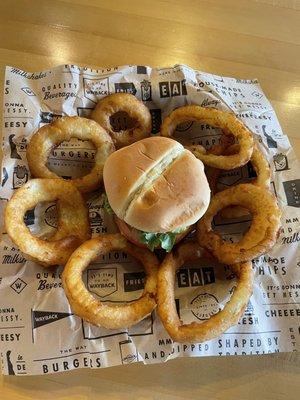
[103,137,210,233]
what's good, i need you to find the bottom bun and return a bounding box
[114,216,192,250]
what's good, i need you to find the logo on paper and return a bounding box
[6,351,15,375]
[10,278,27,294]
[44,204,57,228]
[262,125,277,148]
[87,268,117,297]
[124,271,145,292]
[9,134,22,160]
[21,87,36,96]
[32,310,73,329]
[159,80,187,98]
[190,293,220,321]
[83,77,110,102]
[177,267,215,288]
[140,79,152,101]
[273,153,289,172]
[283,179,300,208]
[137,66,147,74]
[119,339,138,364]
[40,111,62,124]
[13,165,29,189]
[150,109,162,134]
[175,121,193,132]
[244,299,254,316]
[251,91,263,99]
[89,210,104,227]
[114,82,137,95]
[2,167,8,187]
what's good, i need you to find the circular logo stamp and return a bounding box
[175,121,193,132]
[190,293,220,321]
[44,204,57,228]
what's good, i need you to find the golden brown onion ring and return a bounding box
[4,179,91,266]
[209,143,271,219]
[197,184,281,264]
[91,93,152,148]
[27,117,115,193]
[160,106,253,169]
[157,242,254,343]
[62,234,159,329]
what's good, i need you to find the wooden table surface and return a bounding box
[0,0,300,399]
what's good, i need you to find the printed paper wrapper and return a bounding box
[0,64,299,376]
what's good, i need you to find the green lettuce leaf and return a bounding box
[102,193,114,215]
[140,231,177,252]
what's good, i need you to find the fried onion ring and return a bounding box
[62,234,159,329]
[160,106,254,169]
[4,179,91,266]
[197,184,281,264]
[157,242,254,343]
[91,93,152,148]
[209,143,271,219]
[27,116,115,193]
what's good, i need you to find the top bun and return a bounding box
[103,137,210,233]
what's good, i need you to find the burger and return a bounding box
[103,137,210,252]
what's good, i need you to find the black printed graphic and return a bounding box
[89,211,104,227]
[177,267,215,288]
[273,153,289,171]
[247,160,258,178]
[13,165,29,189]
[24,208,35,226]
[77,107,94,118]
[262,125,277,148]
[283,179,300,207]
[110,111,136,131]
[175,298,180,318]
[190,293,220,321]
[159,80,187,98]
[119,339,138,364]
[40,111,62,124]
[6,351,15,375]
[2,167,8,186]
[87,268,117,297]
[114,82,137,95]
[137,66,147,74]
[82,313,154,340]
[244,299,254,316]
[21,87,36,96]
[213,75,224,82]
[10,278,27,294]
[251,91,263,99]
[140,79,152,101]
[9,134,22,159]
[150,109,162,134]
[124,271,145,292]
[32,310,73,329]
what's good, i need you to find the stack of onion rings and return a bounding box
[160,105,254,169]
[91,93,152,148]
[62,234,159,329]
[157,242,254,343]
[197,183,281,264]
[27,116,115,193]
[4,179,91,266]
